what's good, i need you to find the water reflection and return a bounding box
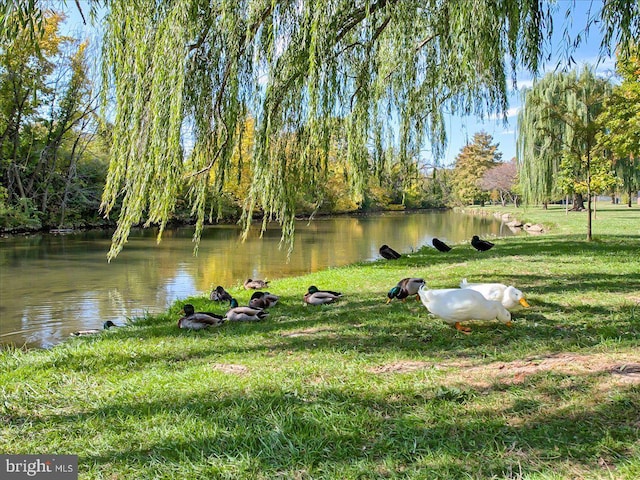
[0,210,515,348]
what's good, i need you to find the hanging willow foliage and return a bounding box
[516,67,612,206]
[90,0,636,259]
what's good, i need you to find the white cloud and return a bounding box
[487,107,520,120]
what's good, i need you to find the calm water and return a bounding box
[0,210,515,348]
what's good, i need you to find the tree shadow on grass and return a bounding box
[7,367,639,478]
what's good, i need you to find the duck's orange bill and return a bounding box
[519,298,530,308]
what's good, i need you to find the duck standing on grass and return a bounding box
[178,304,225,330]
[460,279,530,310]
[386,278,425,303]
[225,298,269,322]
[379,244,402,260]
[471,235,494,252]
[304,286,342,305]
[244,278,270,290]
[417,285,512,334]
[210,285,233,303]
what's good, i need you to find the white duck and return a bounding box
[459,278,530,310]
[417,285,512,334]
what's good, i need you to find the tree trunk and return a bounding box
[586,150,592,241]
[571,193,585,211]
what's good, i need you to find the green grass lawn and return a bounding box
[2,204,639,479]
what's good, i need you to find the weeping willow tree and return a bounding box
[517,67,612,241]
[3,1,639,258]
[98,0,551,260]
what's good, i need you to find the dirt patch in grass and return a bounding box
[211,363,249,375]
[368,354,640,388]
[444,353,640,387]
[281,327,335,338]
[369,360,433,374]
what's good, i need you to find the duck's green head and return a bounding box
[103,320,116,329]
[308,286,319,294]
[387,286,401,299]
[230,298,239,308]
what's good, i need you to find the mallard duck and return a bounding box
[417,285,511,334]
[71,320,118,336]
[386,278,425,303]
[460,278,530,310]
[244,278,270,290]
[249,291,279,309]
[225,298,269,322]
[209,285,233,303]
[308,285,342,297]
[304,287,342,305]
[178,304,225,329]
[471,235,494,252]
[379,244,401,260]
[432,238,452,252]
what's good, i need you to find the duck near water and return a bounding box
[386,278,425,303]
[244,278,270,290]
[379,244,401,260]
[225,298,269,322]
[304,286,342,305]
[71,320,118,336]
[209,285,233,303]
[249,291,280,309]
[178,304,225,330]
[432,238,452,252]
[471,235,494,252]
[460,279,530,310]
[417,285,512,334]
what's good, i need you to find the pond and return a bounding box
[0,210,516,348]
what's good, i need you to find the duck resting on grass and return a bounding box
[209,285,233,303]
[304,286,342,305]
[178,304,225,330]
[225,298,269,322]
[471,235,495,252]
[379,244,401,260]
[71,320,118,336]
[460,278,530,310]
[244,278,270,290]
[307,285,342,297]
[432,238,452,252]
[249,291,280,309]
[417,285,512,334]
[387,278,425,303]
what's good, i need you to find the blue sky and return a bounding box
[440,0,616,167]
[62,1,616,168]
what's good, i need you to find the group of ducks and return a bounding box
[380,235,494,260]
[180,273,529,334]
[387,277,530,333]
[74,237,513,336]
[178,281,345,330]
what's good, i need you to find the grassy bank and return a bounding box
[2,204,639,479]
